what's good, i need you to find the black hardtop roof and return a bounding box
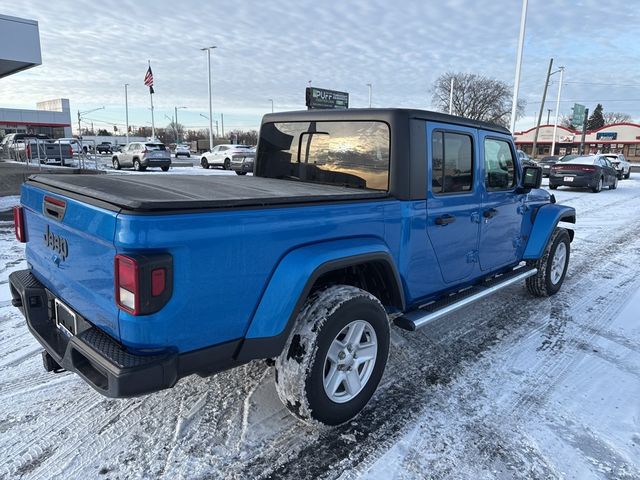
[261,108,511,135]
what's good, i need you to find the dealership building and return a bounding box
[514,123,640,161]
[0,14,73,138]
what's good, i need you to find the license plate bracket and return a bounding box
[55,298,77,336]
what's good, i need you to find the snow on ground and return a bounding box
[0,177,639,479]
[0,195,20,212]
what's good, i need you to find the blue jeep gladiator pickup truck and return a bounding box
[9,109,575,425]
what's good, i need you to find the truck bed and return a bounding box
[27,174,387,212]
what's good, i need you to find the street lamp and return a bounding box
[366,83,372,108]
[124,84,129,144]
[201,45,217,152]
[510,0,528,132]
[175,106,187,143]
[268,99,274,113]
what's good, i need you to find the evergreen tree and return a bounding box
[587,104,605,130]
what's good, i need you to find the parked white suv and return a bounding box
[200,144,253,170]
[602,153,631,179]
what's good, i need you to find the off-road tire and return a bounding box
[275,285,390,426]
[201,158,210,169]
[526,227,570,297]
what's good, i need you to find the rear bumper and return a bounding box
[9,268,242,398]
[549,174,596,188]
[142,158,172,167]
[230,162,253,173]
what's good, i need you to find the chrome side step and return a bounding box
[394,266,537,331]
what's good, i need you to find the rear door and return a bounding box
[478,133,525,270]
[426,123,481,283]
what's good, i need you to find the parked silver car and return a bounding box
[602,153,631,179]
[200,144,253,169]
[112,142,171,171]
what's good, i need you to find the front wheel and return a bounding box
[526,228,570,297]
[275,285,389,426]
[625,170,631,179]
[235,171,247,175]
[223,158,230,170]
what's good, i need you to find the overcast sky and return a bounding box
[1,0,639,134]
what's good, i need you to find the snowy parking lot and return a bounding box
[1,173,639,479]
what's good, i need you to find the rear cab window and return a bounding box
[257,121,390,190]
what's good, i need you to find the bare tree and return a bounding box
[431,72,525,128]
[603,111,632,125]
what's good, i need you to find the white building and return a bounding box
[0,15,73,138]
[514,123,640,161]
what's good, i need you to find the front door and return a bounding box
[426,123,481,284]
[478,133,525,270]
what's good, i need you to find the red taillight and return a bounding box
[151,268,166,296]
[69,145,73,156]
[13,206,26,243]
[26,144,31,158]
[142,148,148,154]
[115,253,172,315]
[115,255,139,314]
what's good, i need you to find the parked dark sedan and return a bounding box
[538,155,561,177]
[549,155,618,193]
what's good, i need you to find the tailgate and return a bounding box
[20,182,120,340]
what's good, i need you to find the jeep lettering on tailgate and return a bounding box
[44,225,68,260]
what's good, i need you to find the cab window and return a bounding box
[431,131,473,194]
[484,138,516,191]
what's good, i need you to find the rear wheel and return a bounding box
[161,166,170,172]
[275,285,389,426]
[223,158,231,170]
[609,177,618,190]
[549,184,558,190]
[201,158,210,169]
[625,170,631,179]
[236,171,247,175]
[526,228,570,297]
[592,177,603,193]
[133,159,145,171]
[112,158,121,170]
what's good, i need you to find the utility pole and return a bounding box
[215,120,219,137]
[367,83,372,108]
[510,0,528,132]
[124,84,130,144]
[550,66,564,157]
[579,108,589,155]
[448,77,454,114]
[201,46,217,151]
[547,109,551,125]
[77,110,81,136]
[221,113,224,138]
[531,57,554,159]
[268,99,274,113]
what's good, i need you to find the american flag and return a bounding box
[144,66,154,94]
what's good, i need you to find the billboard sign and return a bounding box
[305,87,349,109]
[571,103,586,128]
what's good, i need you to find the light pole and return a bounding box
[448,77,454,114]
[268,99,274,113]
[175,106,187,143]
[550,66,565,157]
[510,0,528,132]
[366,83,372,108]
[164,114,177,143]
[124,84,129,144]
[201,46,217,152]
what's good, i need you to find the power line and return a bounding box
[563,81,640,87]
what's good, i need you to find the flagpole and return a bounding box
[149,60,155,140]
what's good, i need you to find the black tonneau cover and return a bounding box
[27,174,386,211]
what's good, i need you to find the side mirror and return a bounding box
[520,166,542,191]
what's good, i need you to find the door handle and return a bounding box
[435,215,456,226]
[483,208,498,219]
